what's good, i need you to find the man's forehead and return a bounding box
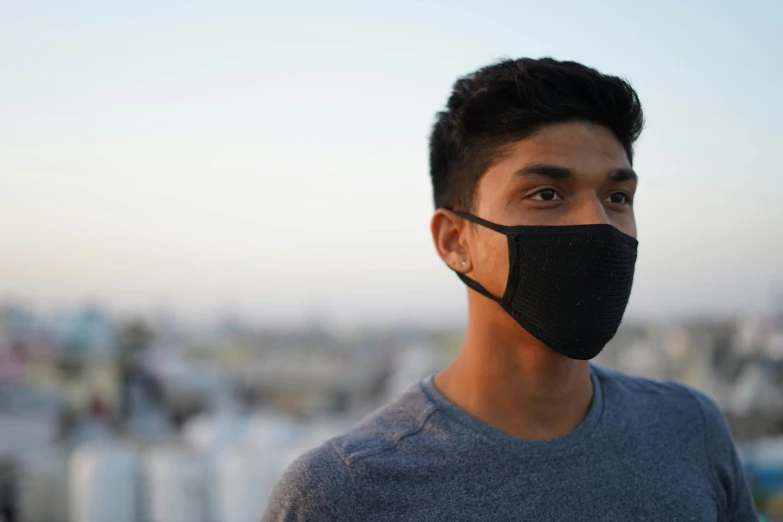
[503,122,630,167]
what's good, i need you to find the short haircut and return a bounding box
[429,57,644,210]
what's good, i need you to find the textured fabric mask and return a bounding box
[453,210,638,360]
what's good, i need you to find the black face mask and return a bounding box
[453,211,638,360]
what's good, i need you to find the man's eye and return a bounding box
[529,189,562,202]
[604,192,631,205]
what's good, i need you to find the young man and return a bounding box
[263,58,758,521]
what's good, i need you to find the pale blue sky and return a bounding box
[1,0,781,325]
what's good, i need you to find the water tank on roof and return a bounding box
[142,444,206,522]
[182,409,246,452]
[68,443,139,522]
[209,442,285,522]
[17,449,69,522]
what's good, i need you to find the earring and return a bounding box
[460,260,467,267]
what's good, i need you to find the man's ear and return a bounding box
[430,209,472,273]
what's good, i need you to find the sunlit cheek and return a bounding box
[477,236,510,297]
[613,214,637,238]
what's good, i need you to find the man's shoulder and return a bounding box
[262,439,358,521]
[593,364,727,433]
[263,380,438,521]
[592,367,757,519]
[330,380,438,465]
[594,364,706,406]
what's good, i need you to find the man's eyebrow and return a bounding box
[514,164,638,182]
[609,168,638,182]
[514,164,573,179]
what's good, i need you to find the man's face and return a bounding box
[466,121,638,298]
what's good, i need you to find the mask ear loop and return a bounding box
[449,210,515,304]
[455,271,502,303]
[453,210,514,234]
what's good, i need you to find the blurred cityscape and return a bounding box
[0,294,782,522]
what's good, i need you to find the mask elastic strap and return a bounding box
[454,272,502,304]
[453,210,513,235]
[448,209,510,304]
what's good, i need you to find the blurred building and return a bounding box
[1,301,783,521]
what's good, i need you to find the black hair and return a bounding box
[429,57,644,210]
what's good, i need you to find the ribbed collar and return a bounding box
[418,365,605,455]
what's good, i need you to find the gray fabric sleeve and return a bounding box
[262,442,363,522]
[689,389,759,522]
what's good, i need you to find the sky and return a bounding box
[1,0,781,326]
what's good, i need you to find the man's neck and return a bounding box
[433,300,594,441]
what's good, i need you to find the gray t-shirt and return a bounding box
[263,365,758,521]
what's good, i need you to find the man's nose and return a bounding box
[570,194,610,226]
